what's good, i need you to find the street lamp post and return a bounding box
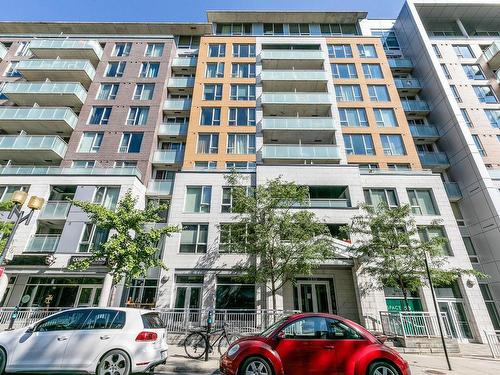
[0,191,44,303]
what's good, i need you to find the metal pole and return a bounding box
[424,251,452,371]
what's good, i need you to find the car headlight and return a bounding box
[227,344,240,357]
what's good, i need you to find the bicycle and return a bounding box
[184,323,240,359]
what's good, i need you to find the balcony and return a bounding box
[262,117,337,131]
[294,199,351,209]
[25,234,60,253]
[0,135,67,163]
[167,77,195,94]
[488,169,500,180]
[261,50,324,60]
[38,201,71,221]
[147,180,174,196]
[172,57,197,68]
[163,98,192,112]
[484,42,500,70]
[0,43,7,60]
[16,59,96,89]
[0,107,77,135]
[261,70,329,81]
[394,78,422,94]
[153,149,184,164]
[444,182,462,202]
[0,165,141,178]
[158,123,188,139]
[261,92,332,105]
[388,58,413,72]
[409,125,440,143]
[3,82,87,109]
[402,100,430,116]
[28,39,103,65]
[418,152,450,171]
[261,144,340,164]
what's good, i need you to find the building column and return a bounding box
[456,19,469,38]
[98,273,113,307]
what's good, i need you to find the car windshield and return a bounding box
[260,317,289,337]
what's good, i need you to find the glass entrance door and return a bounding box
[175,285,202,310]
[76,286,102,307]
[297,281,332,313]
[438,300,473,342]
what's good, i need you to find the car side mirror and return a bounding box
[375,334,388,343]
[25,326,34,334]
[275,331,286,340]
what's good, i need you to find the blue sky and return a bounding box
[0,0,406,22]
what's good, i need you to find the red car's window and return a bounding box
[326,318,363,339]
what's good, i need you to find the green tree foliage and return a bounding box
[226,173,336,310]
[343,203,485,310]
[0,201,14,254]
[69,191,178,285]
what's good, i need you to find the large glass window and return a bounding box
[78,132,103,153]
[338,108,367,127]
[374,108,398,127]
[0,185,29,202]
[473,85,498,104]
[289,23,310,35]
[335,85,362,102]
[206,62,225,78]
[362,63,383,79]
[197,133,219,154]
[480,284,500,331]
[97,84,119,100]
[450,85,462,103]
[368,85,390,102]
[219,223,248,253]
[180,224,208,253]
[321,23,357,36]
[133,84,155,100]
[112,42,131,57]
[208,43,226,57]
[119,132,143,153]
[126,107,149,125]
[177,36,200,49]
[327,44,353,58]
[232,44,255,58]
[227,134,256,154]
[139,62,159,78]
[230,84,256,100]
[357,44,377,58]
[364,188,398,208]
[453,45,475,58]
[215,23,252,35]
[331,63,357,79]
[216,276,255,309]
[372,29,400,50]
[343,134,374,155]
[264,23,284,35]
[461,109,472,127]
[472,135,486,156]
[462,64,485,80]
[127,279,158,309]
[381,134,406,155]
[145,43,164,57]
[485,109,500,128]
[462,237,479,263]
[79,223,109,252]
[88,107,111,125]
[200,107,221,126]
[105,62,126,77]
[93,186,120,210]
[203,84,223,100]
[231,63,256,78]
[418,226,451,255]
[407,189,438,215]
[184,186,212,213]
[229,108,256,126]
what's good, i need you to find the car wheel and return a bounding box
[368,360,399,375]
[97,349,131,375]
[240,356,273,375]
[0,347,6,375]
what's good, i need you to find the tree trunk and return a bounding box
[271,279,277,310]
[401,287,411,312]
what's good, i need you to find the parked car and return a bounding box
[0,307,168,374]
[220,313,410,375]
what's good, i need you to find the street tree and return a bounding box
[226,173,336,310]
[0,201,13,254]
[343,203,484,311]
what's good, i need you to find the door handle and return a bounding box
[57,336,68,341]
[323,345,335,350]
[100,335,111,340]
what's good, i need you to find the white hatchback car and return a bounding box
[0,307,168,374]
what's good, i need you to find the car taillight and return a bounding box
[135,331,158,342]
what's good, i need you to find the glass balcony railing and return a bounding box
[172,57,197,67]
[0,43,7,60]
[3,82,87,106]
[260,70,328,81]
[388,58,413,70]
[262,144,340,159]
[28,39,104,62]
[147,180,174,195]
[153,149,184,164]
[164,99,192,111]
[262,117,337,130]
[402,100,430,113]
[39,201,71,220]
[483,42,500,70]
[261,50,324,60]
[409,124,440,138]
[16,59,96,79]
[0,135,67,158]
[0,107,78,129]
[418,152,450,168]
[26,234,61,253]
[0,165,141,178]
[158,123,188,136]
[261,92,332,105]
[394,78,422,90]
[444,182,462,201]
[167,77,195,88]
[294,198,351,208]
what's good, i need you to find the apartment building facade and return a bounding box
[0,4,497,343]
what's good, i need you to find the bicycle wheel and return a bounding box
[218,333,240,356]
[184,331,208,359]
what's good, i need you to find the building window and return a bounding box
[4,61,21,77]
[221,186,253,213]
[335,85,362,102]
[119,132,143,153]
[72,160,95,168]
[372,29,400,50]
[215,23,252,35]
[79,223,109,252]
[184,186,212,213]
[472,135,486,156]
[461,109,473,127]
[432,44,442,58]
[105,62,126,77]
[200,107,221,125]
[473,85,498,103]
[479,284,500,331]
[78,132,103,153]
[88,107,111,125]
[388,163,410,170]
[450,85,462,103]
[133,83,155,100]
[226,161,256,170]
[126,279,158,308]
[203,84,223,100]
[139,62,160,78]
[485,109,500,128]
[362,63,383,79]
[126,107,149,125]
[368,85,390,102]
[115,160,137,168]
[338,108,368,127]
[180,224,208,253]
[231,63,256,78]
[462,237,479,263]
[453,45,475,59]
[289,23,310,35]
[219,223,248,253]
[357,44,377,58]
[216,276,255,309]
[112,42,131,57]
[145,43,164,57]
[381,134,406,155]
[229,108,256,126]
[206,62,225,78]
[320,23,357,36]
[374,108,398,127]
[418,226,451,255]
[0,185,29,202]
[208,43,226,57]
[327,44,353,58]
[177,36,200,49]
[194,161,217,170]
[197,133,219,154]
[263,23,284,35]
[97,84,119,100]
[331,63,357,79]
[15,41,31,57]
[232,44,255,58]
[462,64,485,80]
[227,134,256,154]
[343,134,375,155]
[441,64,451,79]
[364,188,398,208]
[407,189,438,215]
[93,186,120,210]
[230,84,256,100]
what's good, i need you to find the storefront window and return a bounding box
[216,276,255,310]
[384,287,423,312]
[126,278,158,309]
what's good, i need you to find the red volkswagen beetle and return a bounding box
[220,313,410,375]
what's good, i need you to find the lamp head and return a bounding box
[27,196,44,211]
[11,191,28,205]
